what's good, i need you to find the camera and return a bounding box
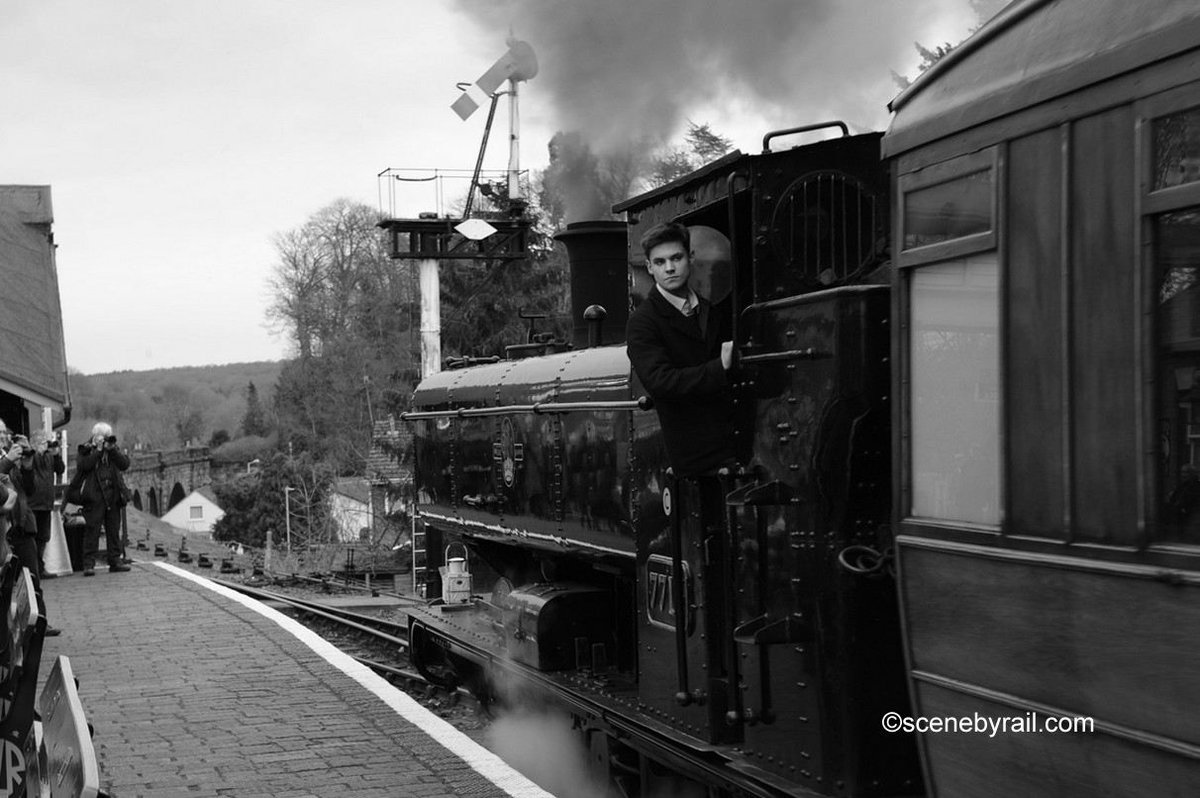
[105,435,117,445]
[48,437,60,449]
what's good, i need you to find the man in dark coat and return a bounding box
[25,430,65,578]
[0,422,60,634]
[77,422,131,575]
[626,222,736,476]
[0,428,41,571]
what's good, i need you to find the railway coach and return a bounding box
[885,0,1199,794]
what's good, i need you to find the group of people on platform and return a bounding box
[0,419,131,636]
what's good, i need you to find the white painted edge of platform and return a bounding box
[156,562,556,798]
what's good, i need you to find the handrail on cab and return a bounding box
[725,170,750,356]
[400,395,654,421]
[762,121,849,152]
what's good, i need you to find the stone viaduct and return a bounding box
[123,447,211,517]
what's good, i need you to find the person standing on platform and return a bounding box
[0,422,60,635]
[25,429,65,579]
[77,422,131,576]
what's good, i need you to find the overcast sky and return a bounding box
[0,1,978,375]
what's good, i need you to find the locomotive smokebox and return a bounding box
[554,220,629,347]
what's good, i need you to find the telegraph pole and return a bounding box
[508,75,522,200]
[284,486,294,554]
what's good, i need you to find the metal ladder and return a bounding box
[410,515,428,598]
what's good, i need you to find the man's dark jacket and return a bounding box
[0,457,37,537]
[76,444,130,510]
[626,289,735,475]
[26,449,65,511]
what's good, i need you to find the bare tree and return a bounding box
[159,383,205,446]
[267,199,396,360]
[266,199,419,472]
[267,226,326,359]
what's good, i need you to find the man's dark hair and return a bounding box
[640,222,690,259]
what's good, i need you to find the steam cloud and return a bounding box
[453,0,977,154]
[487,710,608,798]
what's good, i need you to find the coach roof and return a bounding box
[884,0,1200,158]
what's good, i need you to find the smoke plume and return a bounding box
[453,0,976,153]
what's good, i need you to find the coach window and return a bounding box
[1156,209,1200,542]
[1145,90,1200,543]
[899,150,1000,527]
[1151,104,1200,191]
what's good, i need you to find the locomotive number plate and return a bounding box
[645,554,693,633]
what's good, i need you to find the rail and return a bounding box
[401,395,653,421]
[205,578,488,706]
[207,576,414,649]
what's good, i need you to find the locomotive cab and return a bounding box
[616,129,918,793]
[406,127,920,797]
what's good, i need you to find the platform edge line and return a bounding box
[153,562,556,798]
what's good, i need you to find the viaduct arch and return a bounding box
[123,447,211,517]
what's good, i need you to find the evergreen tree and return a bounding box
[241,381,269,437]
[210,451,334,549]
[685,123,733,164]
[645,122,734,189]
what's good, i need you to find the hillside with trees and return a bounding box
[62,361,283,457]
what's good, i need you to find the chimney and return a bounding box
[554,221,629,347]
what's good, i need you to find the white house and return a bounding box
[329,478,371,543]
[161,486,225,536]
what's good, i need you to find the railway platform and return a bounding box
[34,560,555,798]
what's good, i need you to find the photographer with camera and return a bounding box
[0,421,60,634]
[25,429,65,579]
[76,421,131,575]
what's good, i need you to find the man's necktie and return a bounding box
[681,297,704,336]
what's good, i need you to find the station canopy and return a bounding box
[0,186,68,409]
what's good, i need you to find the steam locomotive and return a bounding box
[401,2,1200,796]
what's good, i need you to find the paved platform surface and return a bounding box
[35,560,555,798]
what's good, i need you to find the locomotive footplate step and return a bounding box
[405,600,842,798]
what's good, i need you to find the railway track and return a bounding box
[205,575,491,741]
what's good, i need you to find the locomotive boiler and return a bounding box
[404,128,922,797]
